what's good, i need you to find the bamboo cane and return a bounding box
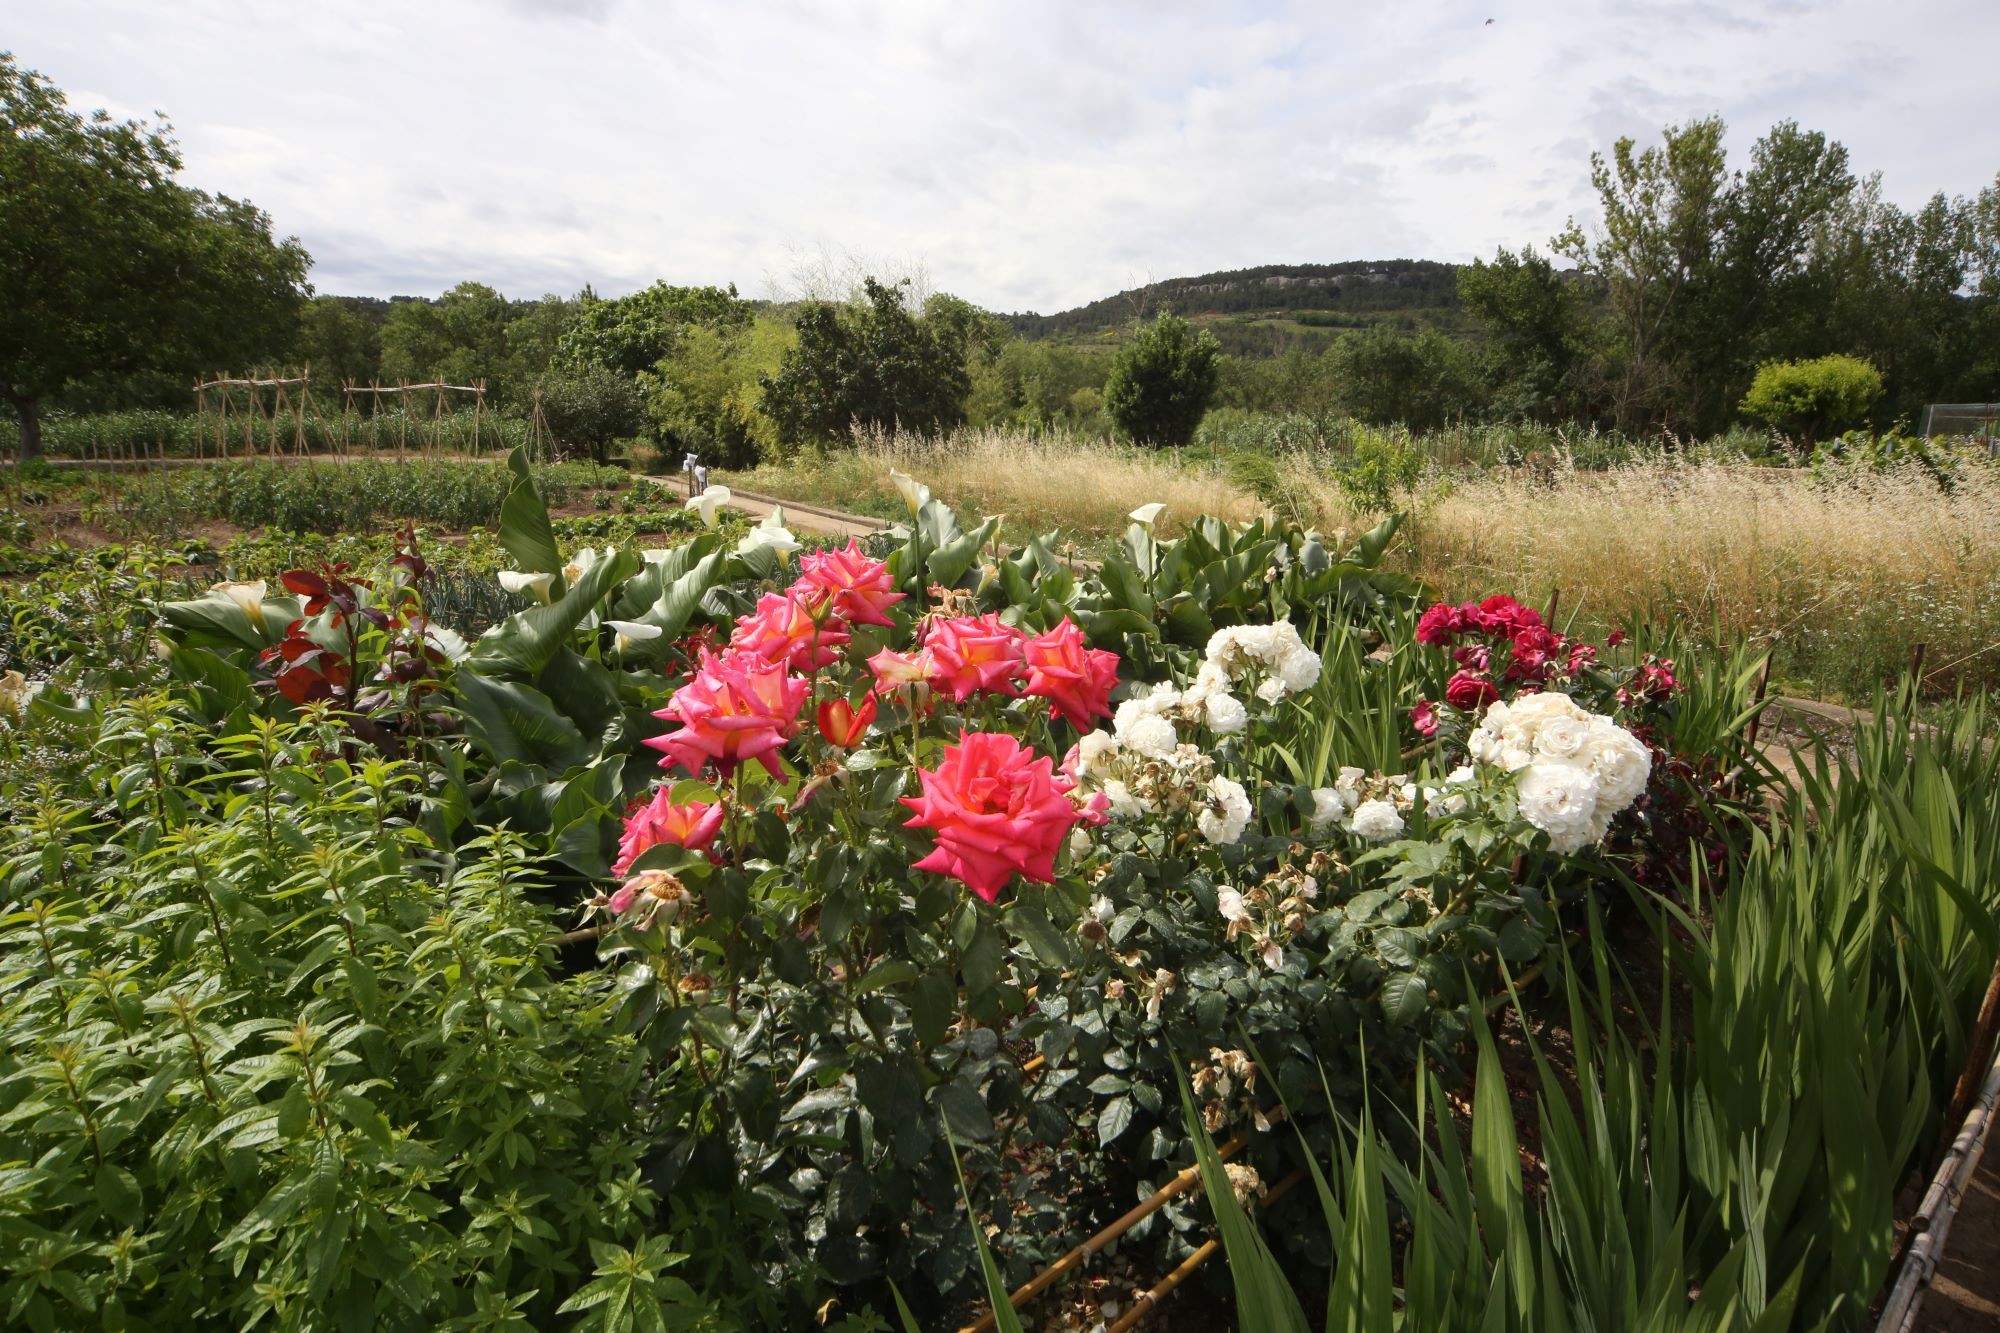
[958,1136,1249,1333]
[1104,1170,1304,1333]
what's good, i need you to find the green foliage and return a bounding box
[641,317,791,468]
[107,458,626,537]
[1738,353,1884,444]
[536,365,646,465]
[1323,326,1481,432]
[1103,312,1223,448]
[0,710,721,1330]
[557,283,751,381]
[0,54,310,458]
[1335,425,1426,516]
[759,279,976,447]
[1184,687,2000,1331]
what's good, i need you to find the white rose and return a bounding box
[1216,886,1250,924]
[1535,714,1590,760]
[1076,729,1120,776]
[1070,828,1095,860]
[1204,692,1248,735]
[1274,644,1322,694]
[1091,893,1115,924]
[1102,780,1149,819]
[1579,718,1652,811]
[1197,776,1252,845]
[1308,787,1347,831]
[1349,798,1405,843]
[1516,760,1603,853]
[1116,713,1178,759]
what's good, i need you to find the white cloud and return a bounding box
[11,0,1998,312]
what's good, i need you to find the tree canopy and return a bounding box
[1103,312,1222,448]
[0,52,311,457]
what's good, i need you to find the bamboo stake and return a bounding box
[959,1136,1248,1333]
[1105,1170,1304,1333]
[1875,1038,2000,1333]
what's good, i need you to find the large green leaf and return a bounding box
[498,446,563,575]
[158,589,303,653]
[467,546,643,677]
[452,672,593,772]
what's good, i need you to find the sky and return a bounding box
[11,0,1999,313]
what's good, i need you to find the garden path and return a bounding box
[654,473,889,541]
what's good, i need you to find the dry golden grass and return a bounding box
[734,429,2000,695]
[1400,458,2000,695]
[725,425,1265,541]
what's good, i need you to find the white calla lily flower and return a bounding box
[889,469,929,516]
[210,579,270,629]
[1129,502,1167,528]
[498,570,556,604]
[563,546,605,585]
[605,619,664,655]
[685,485,733,529]
[736,508,802,566]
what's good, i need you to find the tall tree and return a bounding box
[1102,311,1223,448]
[1456,245,1593,421]
[0,53,310,458]
[758,278,975,445]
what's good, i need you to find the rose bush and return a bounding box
[152,451,1743,1323]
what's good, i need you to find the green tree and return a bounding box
[379,282,515,402]
[1738,353,1883,444]
[0,54,311,458]
[1324,326,1480,431]
[292,296,381,389]
[1554,117,1856,433]
[1102,311,1222,448]
[535,363,645,464]
[642,315,792,467]
[758,277,975,445]
[1457,246,1593,421]
[557,282,750,379]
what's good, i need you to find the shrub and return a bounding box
[536,365,646,465]
[1104,312,1223,448]
[1738,353,1883,444]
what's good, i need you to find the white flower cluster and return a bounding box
[1073,723,1228,829]
[1307,766,1418,843]
[1467,693,1652,853]
[1201,622,1322,704]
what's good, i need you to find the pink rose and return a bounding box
[816,692,878,749]
[730,590,849,672]
[1411,698,1439,736]
[867,646,937,697]
[901,731,1081,902]
[645,648,808,779]
[922,613,1026,701]
[1020,618,1119,730]
[794,540,904,628]
[613,787,726,876]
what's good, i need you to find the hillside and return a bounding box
[1005,259,1469,354]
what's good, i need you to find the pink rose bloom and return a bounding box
[645,648,808,779]
[1444,669,1500,711]
[612,787,725,876]
[795,540,904,628]
[1411,698,1439,736]
[867,646,937,696]
[901,731,1082,902]
[922,613,1026,701]
[1020,618,1119,730]
[730,591,850,672]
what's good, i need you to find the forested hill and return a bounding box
[1005,259,1466,342]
